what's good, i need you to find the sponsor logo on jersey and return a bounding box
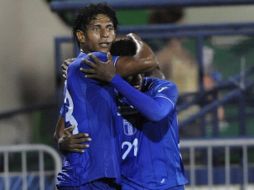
[158,86,168,93]
[123,119,136,136]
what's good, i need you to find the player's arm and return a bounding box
[63,33,157,79]
[61,58,76,79]
[54,116,65,142]
[81,33,158,78]
[110,75,177,121]
[54,116,91,153]
[81,62,177,121]
[115,33,158,77]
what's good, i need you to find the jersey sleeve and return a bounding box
[111,75,177,121]
[59,81,68,118]
[153,82,178,109]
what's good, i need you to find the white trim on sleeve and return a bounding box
[155,95,175,107]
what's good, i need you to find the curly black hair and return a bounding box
[110,38,137,56]
[73,3,118,48]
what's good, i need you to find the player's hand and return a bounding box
[80,53,116,82]
[58,126,91,153]
[61,58,75,79]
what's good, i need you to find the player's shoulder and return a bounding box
[67,60,79,79]
[68,52,86,70]
[69,51,118,74]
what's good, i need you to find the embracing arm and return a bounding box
[80,54,176,122]
[115,33,158,77]
[61,34,158,80]
[54,116,65,142]
[111,75,177,121]
[53,116,91,153]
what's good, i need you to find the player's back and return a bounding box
[57,52,121,187]
[119,77,188,189]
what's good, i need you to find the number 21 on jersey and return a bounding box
[121,118,139,160]
[121,138,138,160]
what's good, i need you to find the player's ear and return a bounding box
[76,30,86,43]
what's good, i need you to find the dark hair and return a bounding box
[110,38,137,56]
[73,3,118,47]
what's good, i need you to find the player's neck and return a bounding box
[80,48,88,54]
[80,44,90,54]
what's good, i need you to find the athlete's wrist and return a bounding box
[111,74,122,83]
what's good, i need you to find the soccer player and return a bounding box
[55,3,158,190]
[58,37,188,189]
[81,55,188,190]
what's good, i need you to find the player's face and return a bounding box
[125,74,143,90]
[83,14,116,53]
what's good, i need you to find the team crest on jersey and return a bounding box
[123,119,136,136]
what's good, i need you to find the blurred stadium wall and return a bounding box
[0,0,71,144]
[185,6,254,24]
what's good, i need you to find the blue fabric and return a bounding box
[57,178,120,190]
[57,52,121,187]
[122,179,185,190]
[111,75,176,121]
[115,77,188,190]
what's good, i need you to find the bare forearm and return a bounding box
[54,116,65,142]
[115,34,158,77]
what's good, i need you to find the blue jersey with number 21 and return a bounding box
[112,76,188,190]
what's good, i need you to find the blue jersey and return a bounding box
[115,77,188,190]
[57,52,121,187]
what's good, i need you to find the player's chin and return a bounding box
[97,48,110,53]
[134,85,141,90]
[97,45,111,53]
[130,82,141,90]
